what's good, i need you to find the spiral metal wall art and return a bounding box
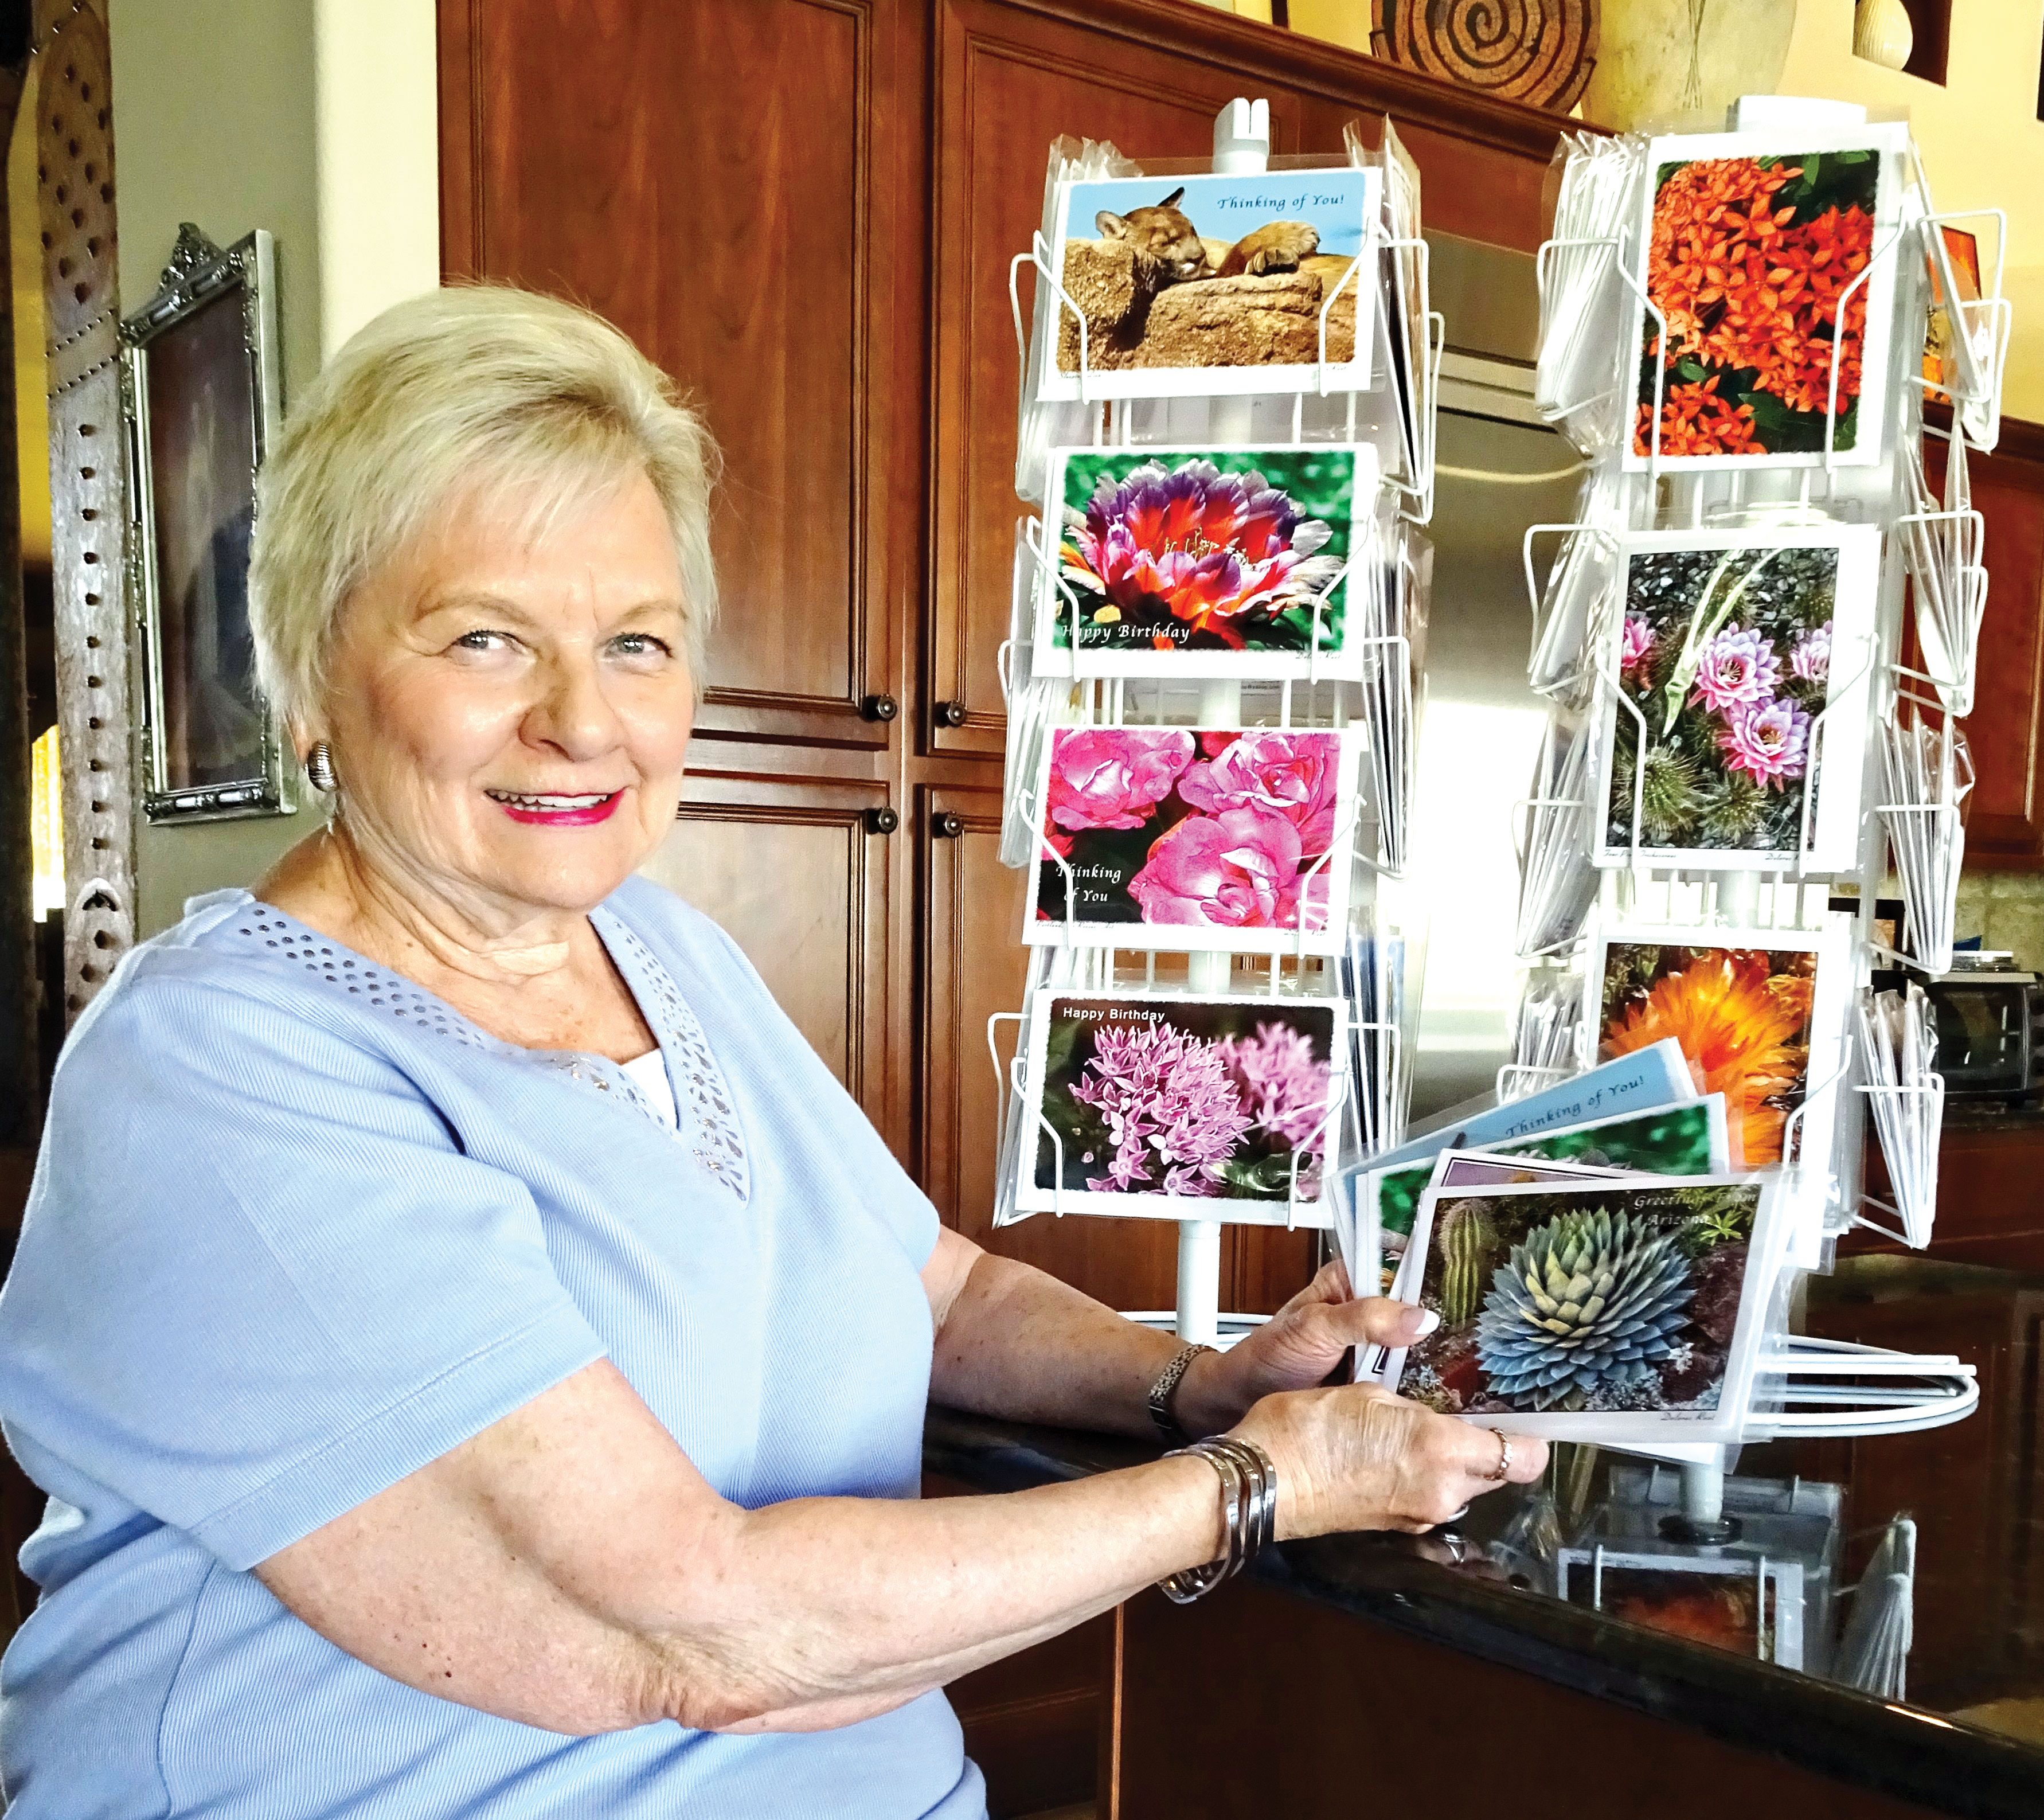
[1369,0,1600,114]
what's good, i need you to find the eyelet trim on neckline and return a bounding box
[602,921,751,1204]
[232,916,489,1049]
[228,905,750,1203]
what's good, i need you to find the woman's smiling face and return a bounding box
[315,467,695,921]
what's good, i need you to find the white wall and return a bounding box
[107,0,439,934]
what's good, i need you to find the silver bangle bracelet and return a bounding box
[1156,1435,1278,1605]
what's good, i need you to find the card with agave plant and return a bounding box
[1371,1154,1627,1377]
[1030,445,1380,680]
[1588,918,1854,1210]
[1556,1551,1804,1669]
[1395,1175,1783,1443]
[1592,526,1879,873]
[1025,725,1362,955]
[1623,123,1907,472]
[1033,167,1380,403]
[1019,990,1343,1227]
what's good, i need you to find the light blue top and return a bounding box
[0,880,984,1819]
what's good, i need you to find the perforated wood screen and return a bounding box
[37,1,131,1021]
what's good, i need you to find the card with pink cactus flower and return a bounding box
[1590,524,1879,874]
[1018,991,1345,1224]
[1029,445,1382,680]
[1025,725,1362,955]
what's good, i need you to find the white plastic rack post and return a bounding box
[990,98,1437,1345]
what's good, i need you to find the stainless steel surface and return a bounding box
[1406,401,1585,1119]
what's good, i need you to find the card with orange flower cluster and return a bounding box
[1030,444,1383,680]
[1589,524,1880,873]
[1023,724,1363,956]
[1586,915,1855,1265]
[1623,124,1909,472]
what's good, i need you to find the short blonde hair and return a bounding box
[249,284,719,733]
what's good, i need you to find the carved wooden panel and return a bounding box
[1369,0,1597,115]
[38,3,132,1021]
[639,771,895,1134]
[439,0,914,752]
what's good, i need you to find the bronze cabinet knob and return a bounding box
[933,699,968,727]
[864,806,900,835]
[862,693,899,722]
[932,811,965,839]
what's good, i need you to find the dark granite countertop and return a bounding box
[925,1254,2044,1820]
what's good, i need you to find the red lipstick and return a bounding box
[494,791,623,826]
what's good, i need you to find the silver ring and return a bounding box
[1486,1428,1513,1483]
[1443,1533,1468,1565]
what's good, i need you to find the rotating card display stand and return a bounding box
[988,99,1437,1345]
[1516,99,2010,1519]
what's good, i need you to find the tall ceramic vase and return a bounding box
[1853,0,1913,72]
[1580,0,1799,133]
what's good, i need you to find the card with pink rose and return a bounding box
[1025,725,1361,955]
[1018,991,1345,1225]
[1590,524,1879,874]
[1029,444,1381,681]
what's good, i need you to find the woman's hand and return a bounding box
[1175,1259,1432,1438]
[1234,1381,1549,1538]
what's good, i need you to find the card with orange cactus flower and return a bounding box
[1625,126,1908,471]
[1588,917,1854,1199]
[1590,524,1880,873]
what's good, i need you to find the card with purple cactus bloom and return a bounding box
[1025,725,1361,955]
[1019,991,1343,1225]
[1030,446,1380,679]
[1592,525,1878,872]
[1393,1174,1785,1444]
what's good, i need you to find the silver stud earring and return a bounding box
[305,740,338,793]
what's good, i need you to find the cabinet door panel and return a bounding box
[1960,445,2044,861]
[919,783,1182,1310]
[443,0,902,747]
[928,2,1305,764]
[640,774,892,1132]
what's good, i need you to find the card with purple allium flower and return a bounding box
[1019,991,1345,1227]
[1025,725,1362,955]
[1591,525,1878,873]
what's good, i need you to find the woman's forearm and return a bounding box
[928,1247,1240,1440]
[260,1358,1235,1739]
[626,1453,1225,1733]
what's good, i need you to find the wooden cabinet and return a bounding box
[439,0,924,752]
[1935,422,2044,865]
[1795,1266,2044,1708]
[437,3,1570,1807]
[440,0,1568,1313]
[1855,1122,2044,1275]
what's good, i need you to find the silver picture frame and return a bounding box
[120,222,291,822]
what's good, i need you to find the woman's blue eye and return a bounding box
[613,634,672,658]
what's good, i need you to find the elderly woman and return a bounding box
[0,287,1541,1817]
